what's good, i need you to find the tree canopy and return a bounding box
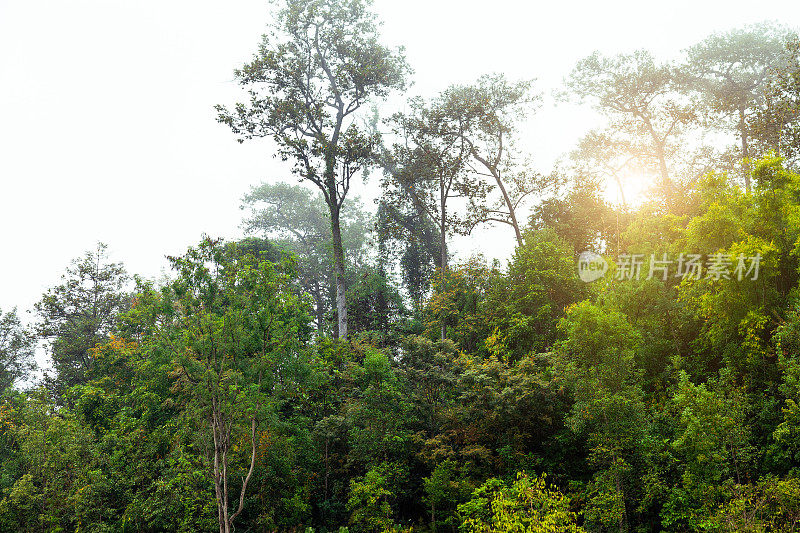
[7,14,800,533]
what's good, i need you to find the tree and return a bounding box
[398,336,458,437]
[563,50,694,203]
[344,348,410,465]
[484,227,588,360]
[706,477,800,532]
[346,266,405,341]
[423,258,492,349]
[384,96,488,275]
[457,473,586,533]
[569,130,637,208]
[553,301,647,531]
[376,194,440,306]
[0,389,104,531]
[751,35,800,165]
[34,243,128,400]
[0,308,35,391]
[529,175,615,254]
[165,238,311,533]
[383,96,491,339]
[241,181,372,333]
[217,0,409,339]
[423,459,466,531]
[663,370,755,530]
[685,22,794,190]
[347,463,395,532]
[437,73,541,242]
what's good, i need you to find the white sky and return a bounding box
[2,0,800,330]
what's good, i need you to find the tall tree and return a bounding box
[438,73,541,243]
[376,199,440,306]
[346,266,405,341]
[552,301,647,531]
[217,0,408,339]
[241,181,371,334]
[685,22,794,190]
[563,50,694,203]
[383,97,488,338]
[34,243,128,399]
[383,97,488,274]
[0,308,36,391]
[750,35,800,165]
[165,238,311,533]
[569,130,636,208]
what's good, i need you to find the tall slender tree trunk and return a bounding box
[212,408,257,533]
[470,148,523,244]
[439,221,447,274]
[493,170,522,243]
[640,114,672,201]
[330,203,348,340]
[739,106,751,193]
[323,134,348,340]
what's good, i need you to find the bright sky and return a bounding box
[2,0,800,331]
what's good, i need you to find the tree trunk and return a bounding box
[492,169,522,243]
[439,223,447,277]
[212,407,257,533]
[640,114,672,202]
[492,166,522,245]
[330,203,348,339]
[470,147,523,244]
[212,410,228,533]
[324,103,348,339]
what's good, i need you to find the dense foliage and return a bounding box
[4,2,800,532]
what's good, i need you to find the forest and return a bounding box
[3,1,800,531]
